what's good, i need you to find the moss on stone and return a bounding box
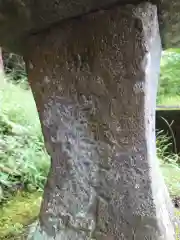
[0,191,42,239]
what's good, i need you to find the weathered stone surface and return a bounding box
[25,2,176,239]
[0,0,179,52]
[0,0,147,52]
[160,0,180,48]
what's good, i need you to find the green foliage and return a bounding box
[156,49,180,198]
[0,81,50,197]
[156,130,179,164]
[3,52,27,85]
[156,131,180,196]
[0,191,41,239]
[0,114,13,135]
[157,50,180,105]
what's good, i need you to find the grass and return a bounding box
[157,50,180,106]
[156,49,180,199]
[161,163,180,196]
[0,78,47,239]
[156,131,180,196]
[0,191,42,239]
[157,96,180,107]
[0,78,39,132]
[0,79,50,199]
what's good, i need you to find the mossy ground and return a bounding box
[0,191,42,239]
[0,189,180,239]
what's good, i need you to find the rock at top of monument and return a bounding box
[0,0,179,52]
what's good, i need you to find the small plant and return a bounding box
[0,80,50,198]
[156,130,180,197]
[156,130,173,161]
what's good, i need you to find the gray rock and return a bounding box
[26,2,177,239]
[0,0,179,52]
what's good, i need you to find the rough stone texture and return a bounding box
[0,0,148,52]
[25,2,177,240]
[0,0,179,52]
[160,0,180,48]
